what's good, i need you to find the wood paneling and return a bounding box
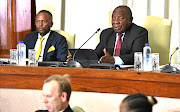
[0,0,35,58]
[0,0,9,50]
[0,66,180,99]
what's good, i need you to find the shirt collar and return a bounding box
[59,109,65,112]
[38,31,51,39]
[116,32,125,41]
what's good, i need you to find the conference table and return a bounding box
[0,65,180,99]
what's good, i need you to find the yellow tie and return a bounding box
[36,37,45,60]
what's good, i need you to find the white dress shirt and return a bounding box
[34,31,51,62]
[59,109,65,112]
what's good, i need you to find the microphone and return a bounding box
[72,28,100,60]
[67,28,100,68]
[169,47,179,65]
[161,47,179,73]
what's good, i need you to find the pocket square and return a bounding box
[48,46,55,53]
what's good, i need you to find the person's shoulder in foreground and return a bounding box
[119,93,157,112]
[35,106,73,112]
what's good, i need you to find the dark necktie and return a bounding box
[114,33,122,56]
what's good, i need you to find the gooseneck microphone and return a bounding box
[67,28,100,68]
[161,47,179,73]
[72,28,100,60]
[169,47,179,65]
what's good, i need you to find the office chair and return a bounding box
[108,10,113,27]
[54,30,75,49]
[134,16,172,65]
[72,106,85,112]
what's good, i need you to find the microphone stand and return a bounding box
[67,28,100,68]
[161,47,179,73]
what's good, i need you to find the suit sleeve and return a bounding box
[55,35,68,61]
[94,28,113,59]
[23,33,35,58]
[94,31,106,59]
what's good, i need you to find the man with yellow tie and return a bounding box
[24,10,68,62]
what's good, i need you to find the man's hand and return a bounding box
[66,55,73,61]
[98,49,115,64]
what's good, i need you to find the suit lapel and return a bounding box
[120,28,131,55]
[43,31,54,59]
[107,31,116,56]
[31,32,38,49]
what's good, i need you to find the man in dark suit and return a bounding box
[36,74,73,112]
[24,10,68,62]
[95,5,148,65]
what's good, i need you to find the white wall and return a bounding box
[1,88,180,112]
[36,0,61,30]
[64,0,114,49]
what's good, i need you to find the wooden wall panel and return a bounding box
[0,0,9,50]
[16,0,31,41]
[0,0,12,58]
[0,0,35,58]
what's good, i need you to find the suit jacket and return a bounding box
[94,23,148,65]
[24,31,68,62]
[35,105,73,112]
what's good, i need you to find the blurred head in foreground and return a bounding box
[119,93,157,112]
[42,74,72,112]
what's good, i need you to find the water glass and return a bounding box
[28,49,37,66]
[134,52,143,71]
[152,53,159,71]
[10,49,18,65]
